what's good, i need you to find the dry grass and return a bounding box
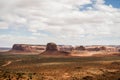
[0,54,120,80]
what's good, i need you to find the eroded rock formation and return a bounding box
[46,43,58,51]
[40,42,70,56]
[75,46,86,51]
[12,44,46,52]
[12,44,33,52]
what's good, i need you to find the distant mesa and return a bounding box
[75,46,86,51]
[46,43,58,51]
[75,46,107,51]
[11,44,46,54]
[12,44,33,52]
[3,43,119,56]
[10,43,71,56]
[100,46,107,50]
[40,42,70,56]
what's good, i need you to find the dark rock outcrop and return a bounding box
[118,49,120,52]
[46,43,58,51]
[99,46,107,50]
[75,46,86,51]
[40,42,70,56]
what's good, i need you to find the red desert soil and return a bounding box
[70,51,120,57]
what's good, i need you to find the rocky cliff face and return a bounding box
[75,46,86,51]
[12,44,46,52]
[46,43,58,51]
[40,42,70,56]
[85,46,117,52]
[11,43,73,54]
[58,45,73,52]
[12,44,32,52]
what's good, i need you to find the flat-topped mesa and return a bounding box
[12,44,33,52]
[12,44,46,52]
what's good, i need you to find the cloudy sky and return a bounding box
[0,0,120,47]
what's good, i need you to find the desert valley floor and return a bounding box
[0,54,120,80]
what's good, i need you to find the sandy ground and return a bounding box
[2,61,12,67]
[1,59,22,67]
[70,51,120,57]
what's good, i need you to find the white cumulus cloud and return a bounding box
[0,0,120,47]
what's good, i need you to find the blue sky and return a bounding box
[80,0,120,11]
[0,0,120,47]
[105,0,120,8]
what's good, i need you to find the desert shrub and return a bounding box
[111,62,120,65]
[71,76,80,80]
[74,66,82,69]
[82,76,93,80]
